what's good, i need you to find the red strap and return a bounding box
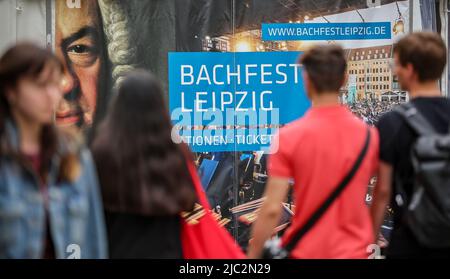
[181,159,245,259]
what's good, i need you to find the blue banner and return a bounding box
[168,52,310,152]
[262,22,391,41]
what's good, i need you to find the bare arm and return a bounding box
[247,177,290,259]
[370,161,392,241]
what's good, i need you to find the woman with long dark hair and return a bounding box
[91,70,198,258]
[0,43,107,259]
[93,69,246,259]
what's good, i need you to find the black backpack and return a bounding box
[394,103,450,248]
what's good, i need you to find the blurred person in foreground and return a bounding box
[0,43,107,259]
[91,70,243,259]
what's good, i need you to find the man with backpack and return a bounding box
[371,32,450,258]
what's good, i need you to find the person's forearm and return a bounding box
[370,189,391,240]
[247,203,283,259]
[370,162,393,242]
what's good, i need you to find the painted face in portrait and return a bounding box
[55,0,105,128]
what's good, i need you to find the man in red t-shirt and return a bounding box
[247,45,379,259]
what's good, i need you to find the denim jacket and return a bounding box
[0,121,107,259]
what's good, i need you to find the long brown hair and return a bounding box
[0,42,80,183]
[92,70,197,216]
